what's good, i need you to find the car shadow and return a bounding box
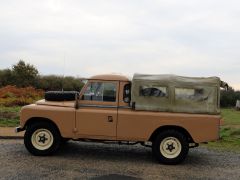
[55,141,211,166]
[57,141,154,163]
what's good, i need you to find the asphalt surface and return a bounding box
[0,139,239,180]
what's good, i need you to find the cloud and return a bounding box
[0,0,239,89]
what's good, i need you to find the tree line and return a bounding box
[0,60,239,107]
[220,87,240,108]
[0,60,84,91]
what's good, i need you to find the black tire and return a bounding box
[152,130,189,165]
[45,91,79,101]
[61,138,70,146]
[24,122,61,156]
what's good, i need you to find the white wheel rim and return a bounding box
[31,129,54,150]
[160,137,182,159]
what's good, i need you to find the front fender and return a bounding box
[19,104,76,138]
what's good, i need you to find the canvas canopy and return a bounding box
[131,74,222,114]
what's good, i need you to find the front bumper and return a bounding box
[15,126,25,133]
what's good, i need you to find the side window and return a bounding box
[103,83,116,102]
[175,88,206,101]
[139,86,168,97]
[82,82,117,102]
[82,82,103,101]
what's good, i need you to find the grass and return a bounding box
[206,108,240,152]
[0,106,21,127]
[221,108,240,125]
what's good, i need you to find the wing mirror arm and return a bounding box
[75,93,79,109]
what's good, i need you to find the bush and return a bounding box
[220,88,240,107]
[0,85,44,106]
[36,75,84,91]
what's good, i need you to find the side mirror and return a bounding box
[123,84,131,103]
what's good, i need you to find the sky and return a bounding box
[0,0,240,89]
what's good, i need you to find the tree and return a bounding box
[220,86,240,107]
[12,60,39,87]
[36,75,84,91]
[0,69,14,86]
[36,75,63,91]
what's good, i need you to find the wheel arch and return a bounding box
[24,117,62,137]
[149,125,194,143]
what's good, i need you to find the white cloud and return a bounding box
[0,0,239,89]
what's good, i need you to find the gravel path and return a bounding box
[0,139,239,180]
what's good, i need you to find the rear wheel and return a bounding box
[24,122,61,156]
[152,130,189,164]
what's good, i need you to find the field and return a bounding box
[0,85,43,127]
[207,109,240,152]
[0,106,21,127]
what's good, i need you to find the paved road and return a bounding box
[0,139,239,180]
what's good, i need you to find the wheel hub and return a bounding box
[38,134,48,144]
[166,143,175,152]
[31,129,54,150]
[160,137,182,159]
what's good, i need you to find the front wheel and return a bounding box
[24,122,61,156]
[152,130,189,165]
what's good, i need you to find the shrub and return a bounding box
[220,88,240,107]
[0,85,44,106]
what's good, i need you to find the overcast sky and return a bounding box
[0,0,239,89]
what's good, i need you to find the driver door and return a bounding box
[76,80,119,140]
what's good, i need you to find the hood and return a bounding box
[36,99,76,108]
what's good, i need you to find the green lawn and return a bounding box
[0,106,21,127]
[221,108,240,125]
[206,108,240,152]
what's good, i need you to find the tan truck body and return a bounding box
[19,74,220,143]
[17,74,223,164]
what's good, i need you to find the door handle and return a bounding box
[108,116,113,122]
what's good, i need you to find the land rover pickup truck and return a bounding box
[16,74,227,164]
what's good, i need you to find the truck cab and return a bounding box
[76,74,131,140]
